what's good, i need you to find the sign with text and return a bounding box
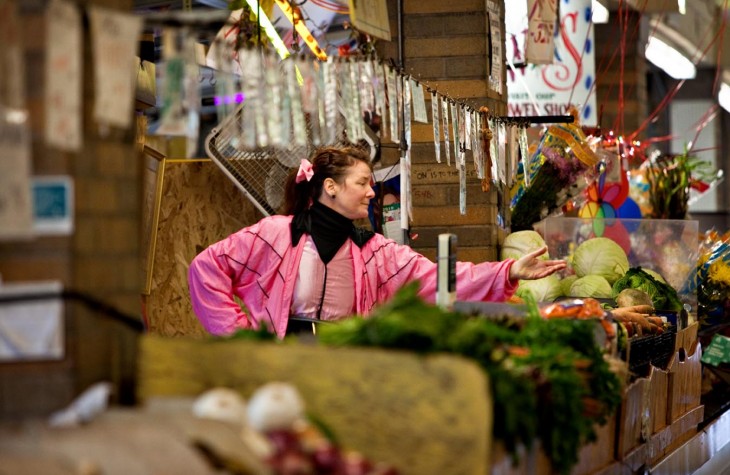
[506,0,597,126]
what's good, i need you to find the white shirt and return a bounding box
[290,236,355,320]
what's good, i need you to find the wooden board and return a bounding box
[137,335,492,475]
[143,159,260,337]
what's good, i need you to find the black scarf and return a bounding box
[291,201,375,264]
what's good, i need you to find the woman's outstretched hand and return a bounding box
[508,246,567,281]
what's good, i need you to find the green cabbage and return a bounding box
[516,274,563,302]
[572,237,629,285]
[500,230,549,261]
[568,275,613,298]
[560,275,578,296]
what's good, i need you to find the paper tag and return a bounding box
[45,0,82,151]
[88,6,143,129]
[410,78,428,123]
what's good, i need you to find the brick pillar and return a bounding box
[376,0,507,263]
[0,0,140,418]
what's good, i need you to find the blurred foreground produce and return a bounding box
[317,283,622,475]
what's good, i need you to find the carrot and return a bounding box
[615,304,655,314]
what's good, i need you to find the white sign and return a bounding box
[526,0,558,64]
[89,6,143,129]
[486,0,503,95]
[0,110,32,240]
[506,0,597,126]
[44,0,83,151]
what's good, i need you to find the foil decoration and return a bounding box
[263,52,283,147]
[489,116,499,187]
[323,57,338,144]
[498,122,507,186]
[359,59,375,117]
[441,96,451,166]
[238,48,264,148]
[473,112,484,178]
[298,56,321,146]
[374,60,388,140]
[214,40,237,124]
[431,92,441,163]
[346,59,364,143]
[518,125,530,188]
[314,61,327,146]
[459,106,467,215]
[450,102,459,165]
[386,65,399,143]
[285,58,307,148]
[508,125,520,188]
[402,76,413,226]
[464,108,472,150]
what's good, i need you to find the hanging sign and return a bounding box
[506,0,597,126]
[89,6,143,129]
[348,0,391,41]
[525,0,558,64]
[44,0,83,151]
[486,0,503,95]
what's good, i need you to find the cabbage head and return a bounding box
[572,237,629,284]
[560,275,578,296]
[516,274,562,302]
[501,230,548,261]
[568,275,613,298]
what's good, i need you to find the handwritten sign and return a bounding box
[89,6,143,129]
[506,0,597,126]
[486,0,503,95]
[526,0,558,64]
[0,112,32,240]
[45,0,82,151]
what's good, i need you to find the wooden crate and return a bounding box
[667,340,703,423]
[616,364,669,459]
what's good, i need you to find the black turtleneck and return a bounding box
[291,201,375,264]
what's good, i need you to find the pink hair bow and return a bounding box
[295,159,314,183]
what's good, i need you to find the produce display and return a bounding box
[315,284,622,475]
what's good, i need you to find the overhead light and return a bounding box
[678,0,686,15]
[592,0,609,24]
[645,36,696,79]
[719,83,730,113]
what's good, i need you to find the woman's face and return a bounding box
[321,161,375,220]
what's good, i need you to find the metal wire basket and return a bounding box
[204,102,377,216]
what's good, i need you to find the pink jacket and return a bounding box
[188,215,518,338]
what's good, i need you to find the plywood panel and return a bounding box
[144,159,260,337]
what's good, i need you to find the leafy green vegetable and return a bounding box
[572,237,629,285]
[560,275,578,296]
[568,275,613,298]
[501,230,549,261]
[318,282,622,474]
[516,274,563,302]
[611,267,683,311]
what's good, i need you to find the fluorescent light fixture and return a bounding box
[592,0,609,24]
[645,36,696,79]
[719,83,730,113]
[678,0,686,15]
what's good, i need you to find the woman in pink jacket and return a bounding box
[188,146,565,338]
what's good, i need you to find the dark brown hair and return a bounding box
[283,146,372,215]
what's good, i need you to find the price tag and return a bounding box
[701,334,730,366]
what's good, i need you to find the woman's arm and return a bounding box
[188,226,260,335]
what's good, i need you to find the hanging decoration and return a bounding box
[525,0,558,64]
